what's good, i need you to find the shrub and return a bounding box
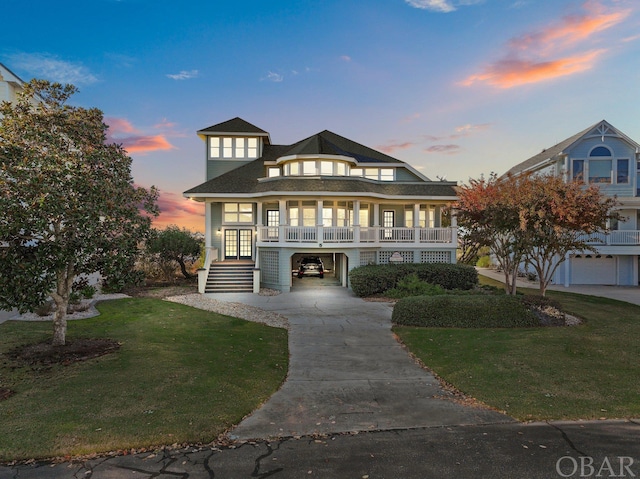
[476,255,491,268]
[385,274,446,299]
[392,294,538,328]
[349,263,477,297]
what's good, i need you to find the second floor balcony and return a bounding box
[257,225,456,247]
[581,230,640,246]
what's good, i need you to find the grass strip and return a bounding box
[0,298,288,461]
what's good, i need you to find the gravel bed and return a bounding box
[165,294,289,330]
[8,294,130,322]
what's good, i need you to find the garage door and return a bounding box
[570,255,615,285]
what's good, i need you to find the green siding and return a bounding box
[210,203,223,260]
[395,168,422,181]
[207,160,254,181]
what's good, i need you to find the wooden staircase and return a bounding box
[205,261,255,293]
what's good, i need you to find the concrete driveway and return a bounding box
[207,287,512,440]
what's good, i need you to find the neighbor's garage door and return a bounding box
[570,255,615,285]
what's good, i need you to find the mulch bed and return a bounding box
[7,338,121,367]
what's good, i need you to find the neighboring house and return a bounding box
[505,120,640,286]
[184,118,459,293]
[0,63,28,109]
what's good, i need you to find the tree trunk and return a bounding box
[177,258,193,279]
[51,262,75,347]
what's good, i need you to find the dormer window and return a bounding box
[210,137,259,160]
[267,167,280,177]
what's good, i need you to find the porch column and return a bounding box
[317,199,323,244]
[373,204,380,226]
[353,200,360,243]
[256,201,263,226]
[205,201,212,250]
[279,199,287,242]
[414,203,420,245]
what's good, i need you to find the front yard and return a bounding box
[395,280,640,421]
[0,298,288,462]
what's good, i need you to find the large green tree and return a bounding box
[0,80,158,345]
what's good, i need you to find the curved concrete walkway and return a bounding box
[206,287,513,441]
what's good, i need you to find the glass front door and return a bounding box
[225,229,253,260]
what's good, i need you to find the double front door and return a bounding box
[225,229,253,260]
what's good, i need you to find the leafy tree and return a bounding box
[517,173,617,296]
[0,80,158,346]
[455,173,527,295]
[147,226,202,280]
[455,172,617,296]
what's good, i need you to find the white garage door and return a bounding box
[570,255,615,285]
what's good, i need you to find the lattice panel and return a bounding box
[260,250,280,284]
[379,251,412,264]
[360,251,377,266]
[421,251,451,263]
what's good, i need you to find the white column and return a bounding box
[353,200,361,244]
[413,203,420,244]
[279,199,287,242]
[317,199,324,244]
[373,204,380,226]
[256,201,263,226]
[205,201,212,249]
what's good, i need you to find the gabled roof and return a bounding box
[0,63,27,86]
[281,130,403,164]
[184,144,456,199]
[197,117,270,142]
[505,120,640,176]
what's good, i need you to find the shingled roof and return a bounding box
[184,145,456,198]
[197,117,270,139]
[281,130,403,164]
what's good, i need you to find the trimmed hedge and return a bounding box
[392,294,539,328]
[349,263,478,297]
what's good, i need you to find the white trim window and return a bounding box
[210,137,259,160]
[224,203,253,224]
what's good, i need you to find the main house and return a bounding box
[184,118,458,293]
[505,120,640,286]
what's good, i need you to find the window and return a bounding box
[572,159,584,182]
[383,211,395,239]
[590,146,612,157]
[248,138,258,158]
[267,167,280,177]
[380,169,394,181]
[302,161,315,175]
[322,207,333,227]
[336,162,346,175]
[617,159,629,184]
[589,159,612,184]
[365,168,378,179]
[404,207,414,228]
[288,162,299,175]
[289,207,299,226]
[266,210,279,238]
[223,138,233,158]
[210,137,220,157]
[351,168,363,177]
[224,203,253,223]
[320,161,333,176]
[209,137,259,159]
[235,138,245,158]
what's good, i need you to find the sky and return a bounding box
[2,0,639,233]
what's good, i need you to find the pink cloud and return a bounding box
[153,191,204,232]
[461,1,630,88]
[376,141,415,153]
[424,144,461,154]
[105,117,176,154]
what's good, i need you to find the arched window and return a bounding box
[589,146,612,157]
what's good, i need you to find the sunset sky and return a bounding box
[2,0,639,232]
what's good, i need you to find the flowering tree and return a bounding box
[455,173,528,295]
[0,80,158,346]
[455,172,616,296]
[518,173,617,296]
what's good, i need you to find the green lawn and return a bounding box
[394,279,640,421]
[0,298,288,461]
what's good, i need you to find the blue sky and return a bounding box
[2,0,639,231]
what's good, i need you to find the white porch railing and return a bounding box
[258,226,454,245]
[579,230,640,246]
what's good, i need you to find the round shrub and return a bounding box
[392,294,538,328]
